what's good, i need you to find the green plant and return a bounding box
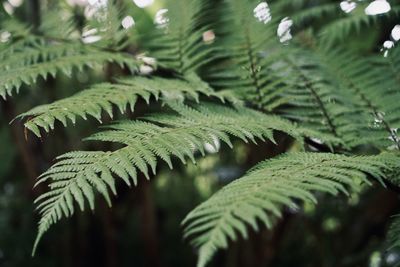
[2,0,400,266]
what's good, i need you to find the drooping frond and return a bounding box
[273,0,400,45]
[311,46,400,150]
[143,0,218,74]
[0,42,139,98]
[204,0,292,106]
[0,7,142,99]
[183,152,399,267]
[19,75,238,136]
[319,4,400,45]
[271,48,361,148]
[197,1,350,146]
[203,1,399,149]
[32,102,302,255]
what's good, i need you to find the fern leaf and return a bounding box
[183,152,398,267]
[312,46,400,150]
[19,75,240,136]
[32,102,302,255]
[143,0,218,74]
[0,44,139,98]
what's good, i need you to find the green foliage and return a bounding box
[204,0,284,105]
[183,152,399,267]
[143,0,217,74]
[309,46,400,150]
[0,43,138,98]
[18,75,234,136]
[0,12,139,98]
[32,102,302,254]
[2,0,400,266]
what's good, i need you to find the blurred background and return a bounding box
[1,0,400,266]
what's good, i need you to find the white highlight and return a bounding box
[122,16,135,29]
[204,138,220,154]
[133,0,153,8]
[3,2,14,15]
[8,0,23,7]
[155,9,169,28]
[203,30,216,44]
[66,0,87,6]
[277,17,293,43]
[139,65,154,75]
[87,0,107,8]
[0,31,11,43]
[137,55,157,66]
[391,25,400,41]
[383,40,394,49]
[340,1,357,13]
[82,28,102,44]
[254,2,271,24]
[365,0,391,15]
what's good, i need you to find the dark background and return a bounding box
[1,0,400,266]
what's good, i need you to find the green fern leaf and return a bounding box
[0,44,139,98]
[18,75,237,136]
[183,152,398,267]
[32,102,302,255]
[143,0,218,74]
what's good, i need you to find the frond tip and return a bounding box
[183,152,398,267]
[0,44,139,98]
[32,102,302,255]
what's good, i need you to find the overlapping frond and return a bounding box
[312,46,400,150]
[32,102,302,255]
[204,0,291,106]
[183,152,399,267]
[270,49,362,148]
[382,44,400,85]
[18,75,237,136]
[0,42,139,98]
[274,0,400,45]
[143,0,218,74]
[0,10,141,98]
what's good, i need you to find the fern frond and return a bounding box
[273,0,400,45]
[319,7,377,45]
[259,48,359,148]
[289,3,337,25]
[19,75,237,136]
[375,43,400,87]
[204,0,288,105]
[312,46,400,150]
[0,43,139,98]
[32,102,302,255]
[183,152,398,267]
[143,0,218,74]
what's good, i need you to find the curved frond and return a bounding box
[313,46,400,150]
[0,43,139,98]
[144,0,218,74]
[183,152,398,267]
[19,75,237,136]
[32,102,302,255]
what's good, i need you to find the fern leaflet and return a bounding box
[183,152,399,267]
[32,102,302,255]
[18,75,237,136]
